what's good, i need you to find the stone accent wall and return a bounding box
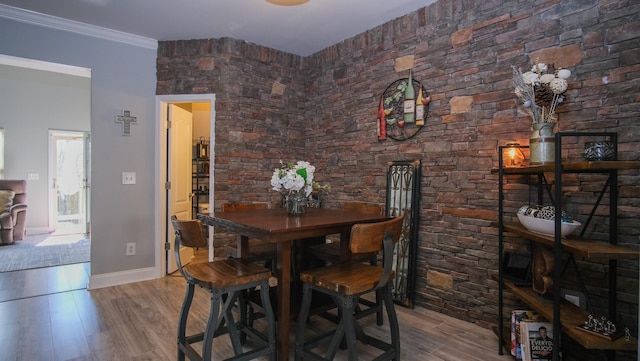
[157,38,307,208]
[157,1,639,358]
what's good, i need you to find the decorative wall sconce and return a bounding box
[503,142,525,167]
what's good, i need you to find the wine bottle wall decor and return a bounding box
[378,70,430,141]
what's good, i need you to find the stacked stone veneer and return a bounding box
[157,0,639,358]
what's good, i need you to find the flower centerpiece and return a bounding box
[512,62,572,165]
[271,160,327,216]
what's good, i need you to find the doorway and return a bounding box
[0,55,91,273]
[156,94,215,276]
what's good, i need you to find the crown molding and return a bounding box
[0,4,157,50]
[0,53,92,77]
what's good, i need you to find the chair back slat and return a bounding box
[171,216,209,249]
[342,201,384,215]
[222,202,270,212]
[349,215,403,255]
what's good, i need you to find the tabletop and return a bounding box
[199,207,390,242]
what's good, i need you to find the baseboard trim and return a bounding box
[88,266,159,290]
[26,227,52,235]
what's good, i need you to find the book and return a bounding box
[521,320,556,361]
[511,310,540,359]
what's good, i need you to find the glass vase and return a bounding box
[286,191,306,216]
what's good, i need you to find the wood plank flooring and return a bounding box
[0,263,514,361]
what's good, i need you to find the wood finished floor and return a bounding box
[0,263,514,361]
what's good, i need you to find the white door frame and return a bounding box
[155,94,215,277]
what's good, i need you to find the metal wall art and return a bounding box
[378,71,430,141]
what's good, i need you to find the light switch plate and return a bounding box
[122,172,136,185]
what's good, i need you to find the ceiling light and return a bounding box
[265,0,309,6]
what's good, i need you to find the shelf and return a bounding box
[503,279,637,351]
[192,158,210,219]
[497,222,640,260]
[491,161,640,174]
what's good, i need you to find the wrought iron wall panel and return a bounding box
[386,160,420,307]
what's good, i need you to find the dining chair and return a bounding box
[295,214,404,361]
[307,201,385,325]
[308,201,384,264]
[171,216,276,361]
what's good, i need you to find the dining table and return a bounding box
[198,206,389,361]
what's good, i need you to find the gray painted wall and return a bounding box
[0,18,158,276]
[0,64,90,232]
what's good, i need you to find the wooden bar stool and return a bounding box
[307,202,385,325]
[221,203,279,329]
[295,215,404,361]
[171,216,276,361]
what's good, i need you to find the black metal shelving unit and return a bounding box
[192,157,210,219]
[495,132,639,361]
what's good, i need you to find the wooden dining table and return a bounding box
[198,207,389,361]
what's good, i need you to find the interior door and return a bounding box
[167,104,194,274]
[49,130,89,236]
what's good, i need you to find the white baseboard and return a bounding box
[88,266,159,290]
[26,227,52,235]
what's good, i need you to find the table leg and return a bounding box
[339,231,352,263]
[237,235,249,260]
[237,235,250,344]
[276,241,291,361]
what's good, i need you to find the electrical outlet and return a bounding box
[126,242,136,256]
[122,172,136,185]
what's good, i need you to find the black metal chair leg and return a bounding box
[375,289,384,325]
[223,291,244,355]
[177,283,195,361]
[383,286,400,360]
[259,280,277,361]
[202,290,222,361]
[295,283,314,361]
[339,296,358,361]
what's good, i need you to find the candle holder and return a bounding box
[502,142,526,168]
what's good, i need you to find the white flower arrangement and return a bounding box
[513,62,571,124]
[270,160,316,197]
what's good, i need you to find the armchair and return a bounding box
[0,180,28,245]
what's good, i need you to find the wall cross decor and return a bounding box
[115,110,137,136]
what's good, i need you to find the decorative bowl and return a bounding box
[517,213,581,237]
[583,141,615,161]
